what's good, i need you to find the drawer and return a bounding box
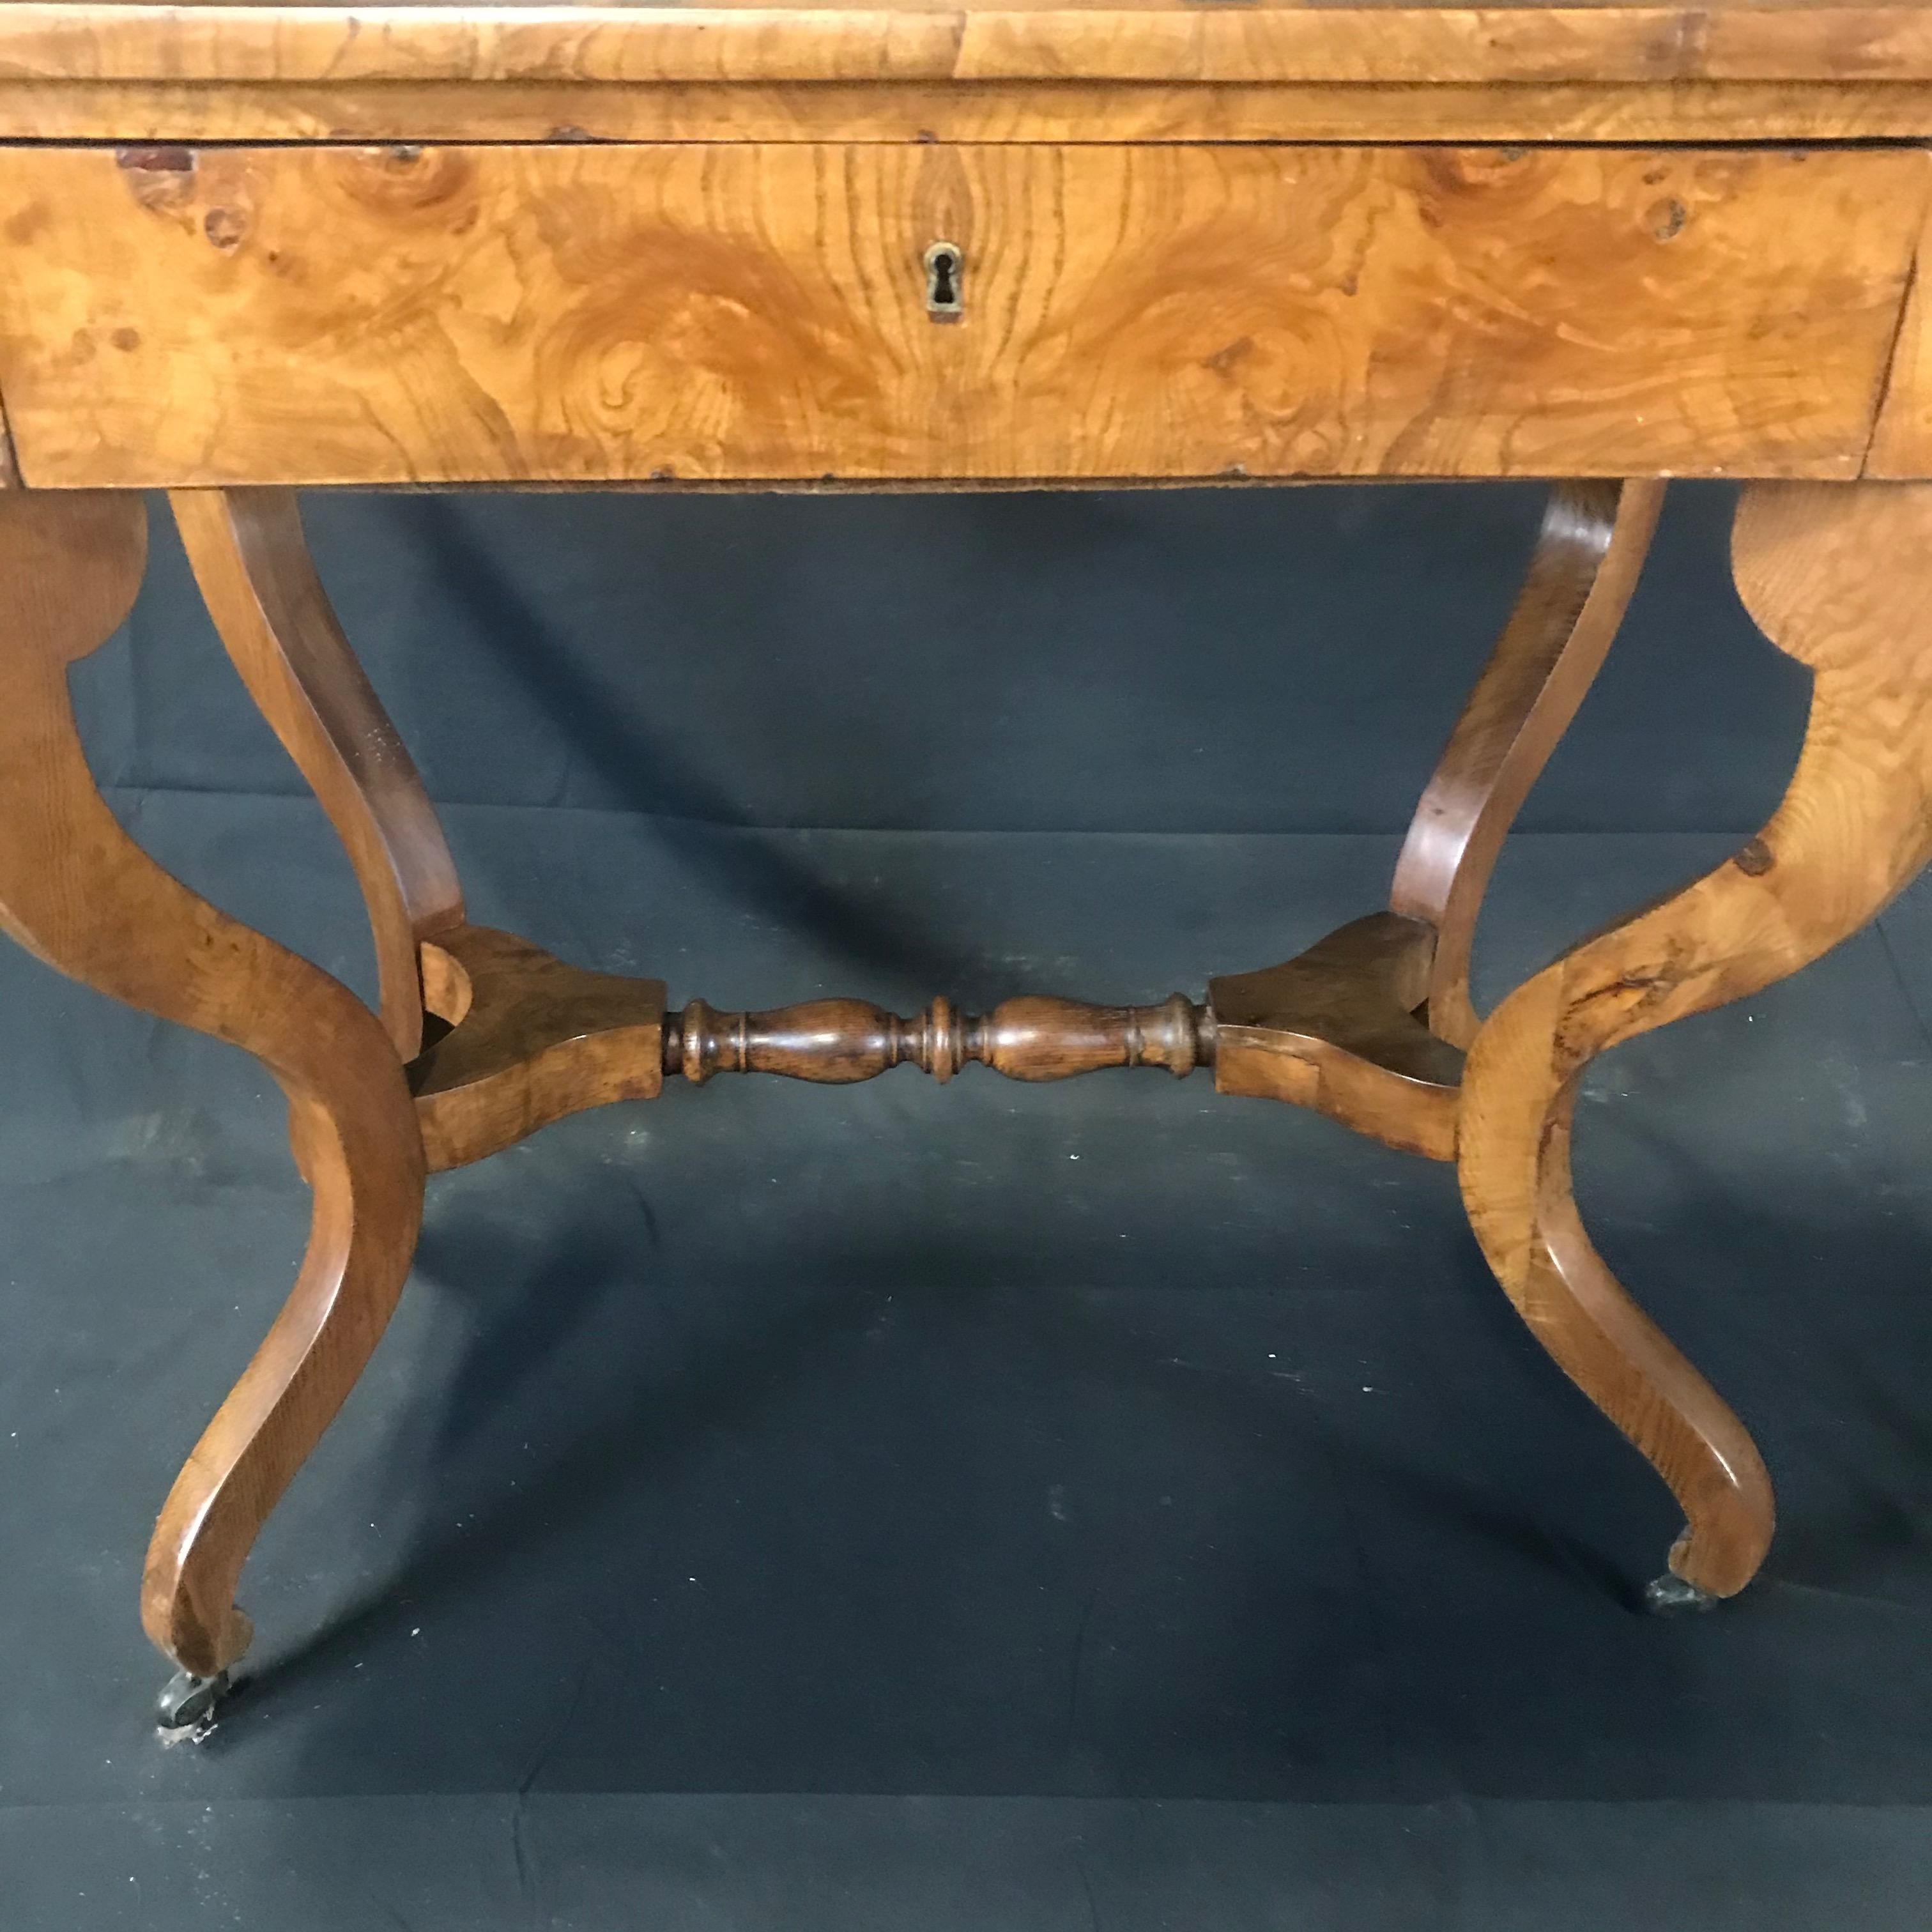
[0,142,1922,487]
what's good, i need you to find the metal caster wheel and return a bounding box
[156,1667,229,1736]
[1643,1573,1720,1616]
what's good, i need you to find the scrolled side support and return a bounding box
[1393,479,1664,1046]
[1459,479,1932,1602]
[172,487,464,1061]
[0,493,424,1686]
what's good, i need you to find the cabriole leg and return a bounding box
[0,492,425,1721]
[1458,480,1932,1604]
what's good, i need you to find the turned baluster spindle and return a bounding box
[671,997,964,1085]
[977,993,1209,1081]
[667,993,1211,1086]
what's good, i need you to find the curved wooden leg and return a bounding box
[0,493,425,1690]
[172,487,680,1170]
[1392,479,1664,1046]
[1199,482,1663,1156]
[171,488,464,1060]
[1459,480,1932,1603]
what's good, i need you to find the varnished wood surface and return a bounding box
[412,932,1468,1160]
[6,2,1932,1680]
[8,79,1932,146]
[172,489,465,1060]
[1458,479,1932,1600]
[411,923,666,1172]
[1392,479,1663,1047]
[3,4,1931,90]
[0,492,425,1680]
[8,477,1931,1671]
[0,142,1920,488]
[1209,913,1463,1162]
[671,991,1208,1085]
[1865,197,1932,481]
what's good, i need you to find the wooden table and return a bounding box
[2,1,1931,1735]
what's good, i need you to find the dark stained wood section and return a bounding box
[670,992,1209,1085]
[411,924,667,1173]
[1210,913,1463,1162]
[172,488,466,1060]
[1392,479,1664,1046]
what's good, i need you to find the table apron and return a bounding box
[0,140,1926,489]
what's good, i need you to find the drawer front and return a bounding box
[0,142,1921,487]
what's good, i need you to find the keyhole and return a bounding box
[924,241,963,321]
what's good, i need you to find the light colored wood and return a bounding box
[1457,478,1932,1600]
[1864,198,1932,480]
[1392,479,1663,1047]
[1209,914,1462,1162]
[0,491,425,1680]
[1,4,1931,90]
[412,924,666,1172]
[0,142,1920,489]
[171,489,465,1059]
[957,5,1932,88]
[7,79,1932,146]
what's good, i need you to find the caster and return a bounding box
[1643,1573,1719,1616]
[156,1667,229,1736]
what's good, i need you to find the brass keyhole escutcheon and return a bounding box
[923,241,963,321]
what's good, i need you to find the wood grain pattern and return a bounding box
[8,79,1932,147]
[5,0,1928,1678]
[1457,478,1932,1600]
[0,491,425,1679]
[1864,197,1932,480]
[670,990,1208,1085]
[0,143,1920,488]
[171,488,465,1059]
[1209,913,1463,1161]
[1392,479,1664,1047]
[2,5,1931,89]
[411,923,666,1172]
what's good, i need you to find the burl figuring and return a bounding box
[0,1,1929,1735]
